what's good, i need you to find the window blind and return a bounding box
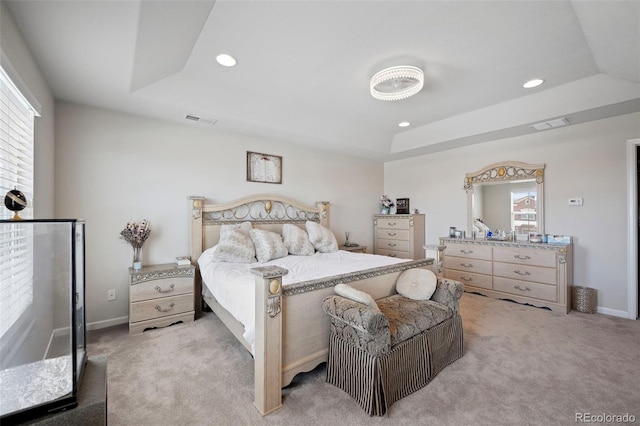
[0,65,35,337]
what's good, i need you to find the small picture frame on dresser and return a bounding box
[396,198,410,214]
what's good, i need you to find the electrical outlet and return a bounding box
[107,289,116,301]
[568,198,583,206]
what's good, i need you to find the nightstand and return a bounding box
[339,245,367,254]
[128,263,195,334]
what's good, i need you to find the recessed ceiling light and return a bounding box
[398,121,411,127]
[523,78,544,89]
[216,53,237,67]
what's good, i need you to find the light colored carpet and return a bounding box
[87,293,640,425]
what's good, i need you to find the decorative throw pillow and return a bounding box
[249,229,289,263]
[282,224,315,256]
[221,221,253,236]
[213,226,256,263]
[396,268,438,300]
[305,221,338,253]
[334,284,380,312]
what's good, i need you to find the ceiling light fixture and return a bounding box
[398,121,411,127]
[216,53,237,67]
[523,78,544,89]
[370,66,424,101]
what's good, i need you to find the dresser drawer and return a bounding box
[493,246,556,268]
[444,256,492,275]
[444,269,492,290]
[493,277,557,302]
[376,248,412,259]
[376,238,410,252]
[375,217,410,230]
[130,293,194,323]
[130,277,194,302]
[444,243,492,261]
[375,229,410,240]
[493,262,557,285]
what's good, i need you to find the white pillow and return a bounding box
[305,221,338,253]
[249,229,289,263]
[334,284,380,312]
[396,268,437,300]
[222,221,253,236]
[282,224,315,256]
[213,227,256,263]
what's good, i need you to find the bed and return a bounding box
[187,194,433,415]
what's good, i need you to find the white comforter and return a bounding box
[198,249,408,353]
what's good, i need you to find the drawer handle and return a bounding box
[154,284,175,293]
[389,254,397,257]
[514,255,531,260]
[460,263,474,268]
[514,285,531,292]
[513,270,531,276]
[460,276,473,282]
[387,232,397,236]
[155,303,175,313]
[387,243,397,247]
[460,249,474,254]
[387,222,397,226]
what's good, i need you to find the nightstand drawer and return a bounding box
[131,277,194,302]
[130,293,194,323]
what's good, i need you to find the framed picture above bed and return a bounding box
[247,151,282,184]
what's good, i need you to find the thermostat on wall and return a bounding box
[568,198,583,206]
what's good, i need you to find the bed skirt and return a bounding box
[325,314,464,416]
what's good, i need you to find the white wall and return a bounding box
[54,102,384,327]
[1,1,58,366]
[385,112,640,316]
[0,1,55,218]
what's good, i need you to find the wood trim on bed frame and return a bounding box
[188,194,433,415]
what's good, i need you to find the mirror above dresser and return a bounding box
[440,161,573,313]
[464,161,545,240]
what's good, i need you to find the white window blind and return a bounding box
[0,65,35,337]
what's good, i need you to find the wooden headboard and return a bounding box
[187,194,330,262]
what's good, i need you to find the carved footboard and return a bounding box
[251,259,433,415]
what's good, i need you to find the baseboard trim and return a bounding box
[87,316,128,331]
[596,306,628,318]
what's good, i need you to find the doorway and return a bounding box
[627,139,640,320]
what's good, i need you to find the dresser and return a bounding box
[440,238,573,313]
[128,263,196,334]
[374,214,425,259]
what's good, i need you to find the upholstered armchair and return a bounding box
[322,278,464,416]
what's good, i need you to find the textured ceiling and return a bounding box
[5,0,640,160]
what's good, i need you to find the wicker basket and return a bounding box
[571,286,597,314]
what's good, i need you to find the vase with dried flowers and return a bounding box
[379,195,394,214]
[120,219,150,270]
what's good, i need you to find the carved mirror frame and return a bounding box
[464,161,545,237]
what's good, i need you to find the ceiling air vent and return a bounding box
[530,117,569,131]
[185,114,217,125]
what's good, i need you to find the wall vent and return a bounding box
[185,114,217,125]
[530,117,569,131]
